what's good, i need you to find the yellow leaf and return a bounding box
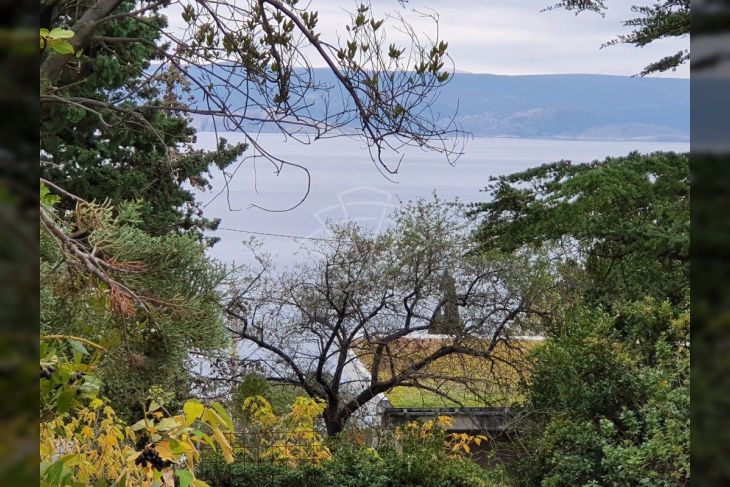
[81,425,94,439]
[127,451,142,463]
[183,400,205,425]
[99,433,118,449]
[155,441,176,461]
[211,402,234,431]
[212,427,234,463]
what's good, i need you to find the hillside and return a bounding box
[189,70,689,141]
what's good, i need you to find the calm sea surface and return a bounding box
[193,133,688,266]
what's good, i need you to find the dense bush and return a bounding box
[198,449,504,487]
[513,304,689,487]
[198,420,508,487]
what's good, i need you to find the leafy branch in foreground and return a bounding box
[547,0,689,75]
[40,181,230,418]
[40,336,235,487]
[40,0,465,220]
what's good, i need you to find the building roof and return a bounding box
[352,336,543,409]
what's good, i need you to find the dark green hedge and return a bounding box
[198,441,506,487]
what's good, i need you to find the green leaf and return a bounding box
[56,389,75,413]
[176,470,194,487]
[68,339,89,358]
[156,417,178,431]
[40,182,60,207]
[48,39,75,55]
[40,28,50,37]
[42,455,73,484]
[49,28,75,39]
[148,398,163,412]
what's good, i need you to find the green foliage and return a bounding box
[40,1,245,243]
[39,27,75,54]
[471,151,689,311]
[41,194,230,420]
[554,1,689,75]
[197,422,507,487]
[527,308,641,419]
[514,303,689,486]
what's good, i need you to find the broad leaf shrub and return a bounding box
[239,395,331,465]
[198,415,507,487]
[513,303,689,487]
[40,337,235,486]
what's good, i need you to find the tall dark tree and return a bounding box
[430,271,463,335]
[470,151,689,311]
[40,1,246,243]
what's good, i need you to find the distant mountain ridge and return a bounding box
[189,70,689,141]
[435,73,688,141]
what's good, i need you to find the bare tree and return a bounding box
[40,0,465,205]
[222,200,549,435]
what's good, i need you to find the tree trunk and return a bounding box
[40,0,126,87]
[323,403,346,437]
[324,415,345,437]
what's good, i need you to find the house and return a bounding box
[343,333,544,437]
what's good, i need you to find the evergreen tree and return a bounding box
[553,0,689,75]
[40,184,230,418]
[40,1,246,243]
[470,151,689,311]
[430,271,463,335]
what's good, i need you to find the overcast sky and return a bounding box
[312,0,690,77]
[165,0,689,77]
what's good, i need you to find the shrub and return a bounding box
[40,337,236,487]
[198,416,508,487]
[513,304,689,487]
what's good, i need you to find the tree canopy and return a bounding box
[470,151,689,311]
[470,151,690,486]
[221,199,550,435]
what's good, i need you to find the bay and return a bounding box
[193,133,688,266]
